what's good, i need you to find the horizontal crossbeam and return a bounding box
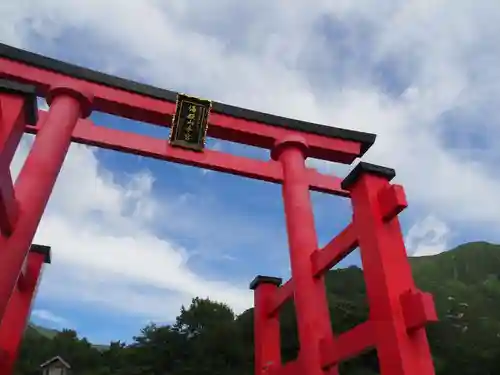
[26,112,349,196]
[266,322,376,373]
[266,223,359,315]
[320,321,375,367]
[267,279,293,316]
[311,223,358,276]
[0,43,376,164]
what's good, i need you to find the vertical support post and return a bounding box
[0,244,51,375]
[0,80,38,236]
[250,276,282,375]
[342,162,436,375]
[0,81,93,326]
[271,135,336,375]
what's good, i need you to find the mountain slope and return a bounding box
[22,241,500,375]
[239,241,500,374]
[27,323,59,339]
[26,323,109,351]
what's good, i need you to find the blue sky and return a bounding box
[2,1,500,344]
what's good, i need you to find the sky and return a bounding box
[0,0,500,344]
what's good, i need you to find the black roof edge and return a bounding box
[29,244,51,264]
[0,43,376,154]
[341,162,396,190]
[249,275,282,290]
[0,79,38,125]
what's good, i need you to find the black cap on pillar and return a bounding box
[29,244,52,264]
[0,79,38,125]
[249,275,282,290]
[341,162,396,191]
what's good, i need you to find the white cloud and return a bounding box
[89,0,500,230]
[405,215,451,257]
[0,0,499,327]
[11,135,252,322]
[31,309,69,327]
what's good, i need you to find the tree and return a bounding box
[12,242,500,375]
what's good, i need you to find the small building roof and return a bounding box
[40,356,71,369]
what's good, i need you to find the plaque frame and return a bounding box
[169,93,212,151]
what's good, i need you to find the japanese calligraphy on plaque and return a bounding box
[169,93,212,151]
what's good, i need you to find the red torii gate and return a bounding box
[0,43,437,375]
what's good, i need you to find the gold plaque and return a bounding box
[169,93,212,151]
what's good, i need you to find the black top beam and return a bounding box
[341,162,396,190]
[0,43,376,152]
[29,244,51,264]
[0,79,38,125]
[249,275,283,290]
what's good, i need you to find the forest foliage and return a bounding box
[15,242,500,375]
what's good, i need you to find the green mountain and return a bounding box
[26,323,109,351]
[27,323,59,339]
[16,241,500,375]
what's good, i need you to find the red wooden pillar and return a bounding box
[0,244,51,375]
[271,135,336,375]
[0,80,38,236]
[0,81,93,325]
[342,162,436,375]
[250,276,282,375]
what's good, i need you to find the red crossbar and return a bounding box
[0,48,375,164]
[266,222,359,315]
[320,321,375,368]
[26,112,349,196]
[267,279,293,317]
[311,223,358,276]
